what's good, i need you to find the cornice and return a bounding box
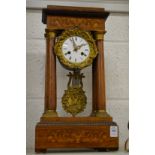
[26,0,129,13]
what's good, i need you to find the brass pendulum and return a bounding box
[62,70,87,117]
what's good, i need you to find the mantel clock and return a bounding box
[35,5,119,153]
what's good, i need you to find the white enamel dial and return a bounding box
[62,36,90,63]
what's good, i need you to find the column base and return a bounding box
[91,110,97,116]
[91,110,111,117]
[42,110,58,118]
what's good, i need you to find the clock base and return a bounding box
[35,117,119,153]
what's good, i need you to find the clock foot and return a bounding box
[35,148,47,153]
[94,148,107,151]
[94,148,119,152]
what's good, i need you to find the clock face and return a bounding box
[54,28,98,69]
[62,36,90,63]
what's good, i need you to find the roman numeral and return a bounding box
[65,51,71,55]
[81,52,87,57]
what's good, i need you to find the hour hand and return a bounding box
[77,43,87,50]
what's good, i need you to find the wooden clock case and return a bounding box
[35,5,119,153]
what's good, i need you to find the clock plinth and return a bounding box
[35,5,119,152]
[35,117,118,153]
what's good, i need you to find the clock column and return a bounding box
[92,31,110,117]
[42,29,58,117]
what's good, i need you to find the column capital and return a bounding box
[94,31,106,40]
[44,29,57,39]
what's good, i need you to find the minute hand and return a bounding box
[71,37,77,50]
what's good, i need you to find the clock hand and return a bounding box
[71,38,86,52]
[76,43,87,50]
[71,37,77,50]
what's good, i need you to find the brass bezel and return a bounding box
[54,28,98,70]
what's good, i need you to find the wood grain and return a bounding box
[93,33,106,111]
[44,34,57,111]
[35,120,118,152]
[42,5,109,24]
[47,16,105,31]
[40,116,112,122]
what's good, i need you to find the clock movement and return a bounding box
[35,5,119,153]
